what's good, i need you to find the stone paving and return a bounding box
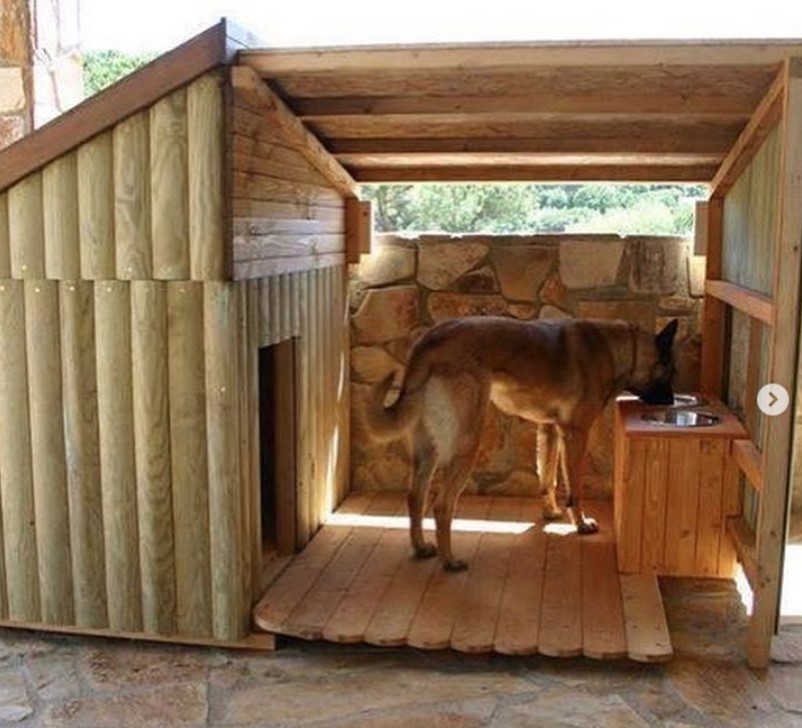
[0,578,800,728]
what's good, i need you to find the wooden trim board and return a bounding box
[705,279,775,326]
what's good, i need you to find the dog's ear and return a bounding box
[655,318,679,360]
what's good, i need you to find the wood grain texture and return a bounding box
[663,439,701,575]
[695,439,726,577]
[705,279,774,325]
[42,154,80,279]
[538,533,583,657]
[78,132,116,279]
[114,112,152,279]
[620,574,673,662]
[151,88,189,279]
[131,282,176,634]
[167,282,212,637]
[700,197,725,397]
[582,532,627,660]
[616,438,648,573]
[0,281,40,621]
[60,280,107,628]
[8,172,45,278]
[95,281,142,631]
[25,280,74,624]
[188,73,226,280]
[204,281,245,640]
[0,193,9,277]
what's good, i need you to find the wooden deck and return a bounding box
[253,493,673,662]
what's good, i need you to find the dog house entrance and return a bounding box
[259,339,298,559]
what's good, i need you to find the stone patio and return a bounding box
[0,578,800,727]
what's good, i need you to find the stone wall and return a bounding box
[350,233,706,500]
[0,0,32,148]
[0,0,82,151]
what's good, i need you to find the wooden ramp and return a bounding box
[253,493,673,662]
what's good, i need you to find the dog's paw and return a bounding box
[414,543,437,560]
[443,559,469,573]
[577,517,599,535]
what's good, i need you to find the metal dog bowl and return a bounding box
[641,409,720,427]
[671,393,708,408]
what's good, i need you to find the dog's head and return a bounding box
[628,319,679,405]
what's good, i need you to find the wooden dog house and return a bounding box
[0,19,801,666]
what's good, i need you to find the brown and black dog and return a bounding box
[362,316,678,572]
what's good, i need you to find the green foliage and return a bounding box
[82,50,155,97]
[362,183,707,236]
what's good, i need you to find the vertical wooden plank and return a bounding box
[312,269,325,525]
[700,197,725,396]
[204,281,245,640]
[290,269,301,337]
[257,276,270,346]
[336,266,350,505]
[718,451,741,577]
[750,59,802,668]
[60,280,107,628]
[641,439,669,573]
[617,438,647,573]
[78,132,116,279]
[150,88,189,279]
[269,275,281,343]
[280,273,291,341]
[538,533,583,658]
[582,529,627,660]
[25,280,74,624]
[114,112,152,279]
[188,73,226,280]
[620,574,673,662]
[663,439,701,575]
[0,281,40,621]
[167,281,212,637]
[9,172,45,279]
[95,280,142,631]
[236,281,253,618]
[43,153,81,280]
[345,198,373,263]
[695,439,726,577]
[131,281,176,634]
[296,271,312,547]
[246,281,262,598]
[0,192,10,278]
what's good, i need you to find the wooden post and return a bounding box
[345,198,373,263]
[95,281,142,631]
[0,280,40,622]
[188,73,226,280]
[167,281,213,637]
[700,197,726,397]
[131,281,176,634]
[151,89,189,279]
[60,280,107,628]
[748,59,802,668]
[78,132,116,279]
[204,281,245,640]
[25,280,74,624]
[9,172,45,279]
[114,112,153,279]
[0,193,10,278]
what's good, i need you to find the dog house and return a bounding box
[0,20,801,667]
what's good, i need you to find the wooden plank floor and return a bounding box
[254,493,673,662]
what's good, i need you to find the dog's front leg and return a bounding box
[562,426,598,535]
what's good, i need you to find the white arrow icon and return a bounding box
[757,383,790,416]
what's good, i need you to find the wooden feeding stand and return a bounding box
[614,398,746,579]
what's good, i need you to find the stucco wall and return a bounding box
[350,232,705,500]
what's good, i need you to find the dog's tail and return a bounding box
[361,371,421,441]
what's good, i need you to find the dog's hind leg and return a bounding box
[408,422,438,560]
[562,425,598,535]
[536,424,563,520]
[432,452,478,572]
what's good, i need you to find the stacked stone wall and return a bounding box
[350,233,705,499]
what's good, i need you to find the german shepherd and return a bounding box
[363,316,679,572]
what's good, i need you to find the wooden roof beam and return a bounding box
[240,40,802,75]
[351,164,717,183]
[231,65,359,198]
[292,93,755,119]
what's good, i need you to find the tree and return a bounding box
[82,50,155,97]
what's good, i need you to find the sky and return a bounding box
[79,0,802,52]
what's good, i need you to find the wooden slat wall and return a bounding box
[721,126,779,295]
[254,266,351,549]
[229,87,347,279]
[0,72,228,283]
